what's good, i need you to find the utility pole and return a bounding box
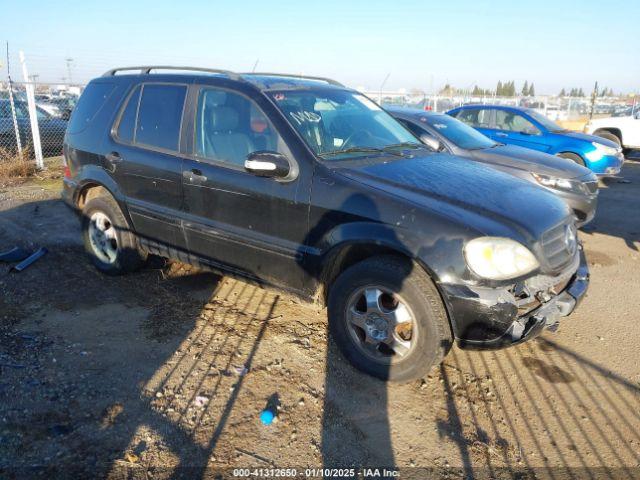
[29,74,39,92]
[65,57,74,84]
[589,81,598,121]
[378,72,390,104]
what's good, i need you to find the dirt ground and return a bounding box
[0,158,639,479]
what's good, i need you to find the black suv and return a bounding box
[62,67,589,381]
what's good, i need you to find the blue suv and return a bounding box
[448,105,624,176]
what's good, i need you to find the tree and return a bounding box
[529,83,535,97]
[496,81,503,96]
[522,80,529,97]
[560,88,566,97]
[578,88,585,97]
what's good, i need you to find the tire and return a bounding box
[594,131,621,147]
[327,255,452,382]
[81,193,147,275]
[558,152,586,167]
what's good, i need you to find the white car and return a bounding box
[584,110,640,150]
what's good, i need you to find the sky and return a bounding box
[2,0,639,95]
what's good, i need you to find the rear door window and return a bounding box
[135,84,187,151]
[454,108,492,128]
[68,82,116,133]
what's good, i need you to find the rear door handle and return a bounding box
[105,151,123,164]
[495,132,508,137]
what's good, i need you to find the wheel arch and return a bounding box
[593,128,623,145]
[316,240,443,306]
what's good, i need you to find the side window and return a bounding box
[116,86,141,143]
[195,87,283,168]
[68,82,116,134]
[135,84,187,151]
[495,111,539,134]
[455,109,492,128]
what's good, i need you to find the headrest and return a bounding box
[209,106,239,132]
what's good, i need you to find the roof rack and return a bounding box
[101,66,242,80]
[243,72,344,87]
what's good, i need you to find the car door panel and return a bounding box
[106,82,189,250]
[181,85,313,292]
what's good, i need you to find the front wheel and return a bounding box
[81,193,146,275]
[328,255,452,382]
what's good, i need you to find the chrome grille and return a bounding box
[541,221,577,270]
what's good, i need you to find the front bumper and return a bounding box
[593,153,624,177]
[440,247,590,350]
[554,190,598,227]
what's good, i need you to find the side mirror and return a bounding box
[419,134,441,151]
[245,151,290,178]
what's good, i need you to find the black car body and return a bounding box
[388,107,599,226]
[0,99,67,155]
[62,67,589,381]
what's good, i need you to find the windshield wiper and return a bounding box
[319,146,405,158]
[383,142,423,150]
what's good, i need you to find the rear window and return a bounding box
[67,82,116,134]
[135,84,187,151]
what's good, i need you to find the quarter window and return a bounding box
[195,87,283,168]
[68,82,116,134]
[116,86,141,143]
[135,84,187,151]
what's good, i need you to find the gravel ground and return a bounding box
[0,159,639,479]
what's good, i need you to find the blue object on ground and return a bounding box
[260,409,275,425]
[10,247,48,272]
[0,246,32,263]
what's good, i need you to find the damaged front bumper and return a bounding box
[440,247,590,350]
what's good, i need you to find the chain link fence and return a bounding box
[0,80,84,168]
[363,90,637,127]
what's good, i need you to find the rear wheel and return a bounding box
[81,193,146,275]
[328,255,452,382]
[558,152,586,167]
[594,131,621,147]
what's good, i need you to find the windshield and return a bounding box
[269,89,421,160]
[526,110,565,132]
[421,114,497,150]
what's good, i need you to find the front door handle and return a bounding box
[187,168,207,182]
[105,151,123,164]
[495,132,508,137]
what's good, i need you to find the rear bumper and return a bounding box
[61,177,79,210]
[441,247,589,350]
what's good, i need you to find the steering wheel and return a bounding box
[341,130,373,149]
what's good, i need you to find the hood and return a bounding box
[561,130,619,147]
[469,144,592,179]
[334,153,571,240]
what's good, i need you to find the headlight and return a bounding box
[585,141,619,162]
[464,237,539,280]
[531,172,582,193]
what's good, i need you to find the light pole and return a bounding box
[65,58,74,84]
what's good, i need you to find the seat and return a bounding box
[202,105,254,166]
